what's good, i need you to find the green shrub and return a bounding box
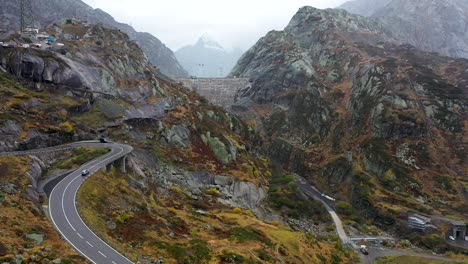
[268,169,331,222]
[166,240,212,264]
[255,249,273,262]
[335,202,353,216]
[205,187,220,196]
[230,227,272,247]
[434,175,453,190]
[55,147,109,169]
[114,211,133,224]
[219,251,245,263]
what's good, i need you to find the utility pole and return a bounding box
[19,0,34,33]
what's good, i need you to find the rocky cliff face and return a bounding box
[231,6,467,227]
[339,0,468,59]
[0,0,188,77]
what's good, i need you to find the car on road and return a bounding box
[81,169,90,176]
[99,137,109,143]
[360,245,369,255]
[449,236,455,241]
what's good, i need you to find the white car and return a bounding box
[359,245,369,255]
[81,169,90,176]
[449,236,455,241]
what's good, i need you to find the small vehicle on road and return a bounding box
[449,236,455,241]
[99,136,109,143]
[359,245,369,255]
[81,169,90,176]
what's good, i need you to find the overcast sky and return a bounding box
[82,0,348,51]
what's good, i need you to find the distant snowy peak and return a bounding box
[196,33,225,51]
[175,34,244,78]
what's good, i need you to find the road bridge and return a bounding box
[175,77,249,109]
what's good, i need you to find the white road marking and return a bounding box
[29,143,133,264]
[70,147,135,264]
[99,251,107,258]
[62,181,76,231]
[77,233,84,239]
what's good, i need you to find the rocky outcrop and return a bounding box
[125,149,275,220]
[0,25,166,103]
[0,0,188,77]
[0,121,21,152]
[160,124,191,148]
[201,133,237,165]
[166,169,273,219]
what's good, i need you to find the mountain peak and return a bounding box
[196,33,224,51]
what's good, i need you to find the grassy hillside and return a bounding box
[78,168,358,263]
[0,156,84,263]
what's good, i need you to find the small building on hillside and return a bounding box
[408,214,435,232]
[36,33,50,41]
[450,221,467,240]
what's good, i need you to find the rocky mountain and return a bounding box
[231,5,467,242]
[175,34,243,77]
[0,21,357,263]
[339,0,468,58]
[339,0,391,16]
[0,0,188,77]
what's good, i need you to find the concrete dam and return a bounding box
[175,78,250,108]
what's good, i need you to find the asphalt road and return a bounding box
[1,141,134,264]
[294,176,349,243]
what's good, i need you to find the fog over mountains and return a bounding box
[339,0,468,58]
[175,34,244,78]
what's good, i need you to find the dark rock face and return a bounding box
[0,0,188,77]
[0,25,166,101]
[339,0,468,59]
[230,6,467,222]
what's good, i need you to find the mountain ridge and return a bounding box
[230,6,467,246]
[339,0,468,58]
[0,0,189,77]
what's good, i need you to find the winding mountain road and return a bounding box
[0,141,134,264]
